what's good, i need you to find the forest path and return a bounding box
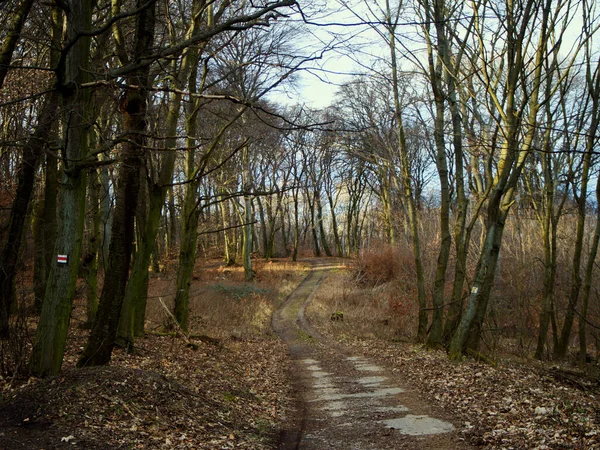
[272,260,470,450]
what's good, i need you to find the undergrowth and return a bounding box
[144,259,307,340]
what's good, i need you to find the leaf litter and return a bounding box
[0,260,302,449]
[2,261,598,449]
[307,271,600,450]
[0,335,295,449]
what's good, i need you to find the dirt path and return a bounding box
[272,261,470,450]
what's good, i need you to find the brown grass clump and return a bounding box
[352,245,403,286]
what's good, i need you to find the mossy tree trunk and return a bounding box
[449,0,553,358]
[0,0,34,90]
[32,141,58,313]
[83,166,101,327]
[422,11,450,346]
[118,0,202,345]
[29,1,92,376]
[0,91,60,338]
[382,3,428,341]
[533,92,567,359]
[78,0,156,368]
[171,34,204,333]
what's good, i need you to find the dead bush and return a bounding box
[352,246,400,286]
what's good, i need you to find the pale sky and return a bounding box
[271,0,590,110]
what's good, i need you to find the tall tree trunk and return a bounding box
[327,190,343,257]
[257,196,270,258]
[425,39,450,347]
[443,85,481,345]
[534,124,563,359]
[266,192,281,259]
[243,193,254,279]
[292,188,300,261]
[442,112,469,343]
[117,88,183,348]
[173,55,206,331]
[242,145,254,280]
[120,5,206,341]
[280,204,289,256]
[83,167,101,326]
[167,185,177,256]
[316,190,332,257]
[0,92,59,337]
[380,174,395,245]
[308,189,321,257]
[78,0,156,367]
[33,150,58,313]
[174,185,201,331]
[387,13,427,341]
[31,2,62,309]
[99,160,112,271]
[29,1,92,375]
[578,173,600,366]
[448,0,551,358]
[220,192,234,265]
[556,67,600,358]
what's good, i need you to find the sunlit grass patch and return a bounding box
[306,269,418,342]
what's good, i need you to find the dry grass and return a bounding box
[304,245,421,341]
[348,213,600,361]
[144,259,308,339]
[306,269,419,342]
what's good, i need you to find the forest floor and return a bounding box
[0,258,599,449]
[0,259,304,449]
[305,264,600,449]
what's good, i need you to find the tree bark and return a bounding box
[327,190,343,257]
[83,167,101,326]
[316,190,332,257]
[386,7,427,341]
[29,0,93,375]
[78,0,156,367]
[556,53,600,358]
[0,91,59,338]
[0,0,35,90]
[578,173,600,366]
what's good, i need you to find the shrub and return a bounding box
[352,245,403,286]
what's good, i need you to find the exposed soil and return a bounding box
[273,261,470,449]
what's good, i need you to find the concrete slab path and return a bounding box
[272,261,471,450]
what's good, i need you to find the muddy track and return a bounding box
[272,260,471,450]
